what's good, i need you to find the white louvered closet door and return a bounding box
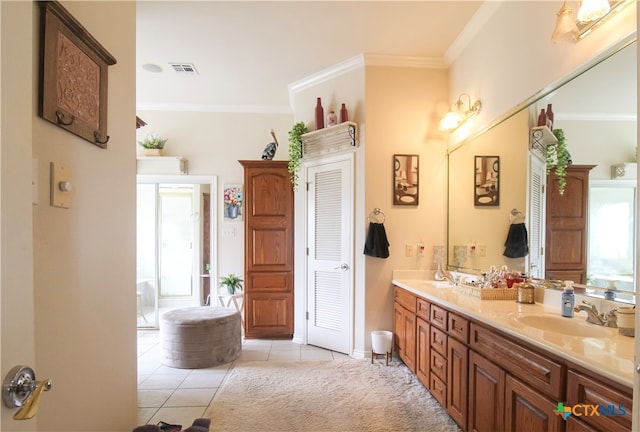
[306,156,353,354]
[528,153,546,278]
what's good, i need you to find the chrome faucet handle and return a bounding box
[604,308,618,328]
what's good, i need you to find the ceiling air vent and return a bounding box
[169,63,198,75]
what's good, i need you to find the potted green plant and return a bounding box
[287,121,308,191]
[219,273,243,295]
[546,128,570,195]
[138,132,168,156]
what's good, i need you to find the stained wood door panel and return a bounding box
[416,317,430,387]
[505,375,563,432]
[469,351,505,432]
[567,370,632,432]
[249,229,292,268]
[246,272,291,291]
[546,229,585,265]
[247,173,292,216]
[245,293,293,332]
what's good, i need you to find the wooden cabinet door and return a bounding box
[566,370,632,432]
[241,160,294,338]
[545,165,595,283]
[416,316,430,387]
[447,336,468,430]
[505,375,563,432]
[468,351,505,432]
[393,302,415,372]
[394,303,405,358]
[402,306,416,372]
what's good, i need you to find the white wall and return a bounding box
[1,3,36,429]
[2,1,138,430]
[135,111,294,288]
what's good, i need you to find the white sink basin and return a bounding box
[425,280,454,288]
[513,314,614,338]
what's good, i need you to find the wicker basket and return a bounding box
[456,284,518,300]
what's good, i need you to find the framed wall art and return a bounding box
[393,154,419,206]
[38,1,117,148]
[223,184,243,221]
[474,156,500,206]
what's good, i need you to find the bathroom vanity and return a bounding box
[392,274,633,432]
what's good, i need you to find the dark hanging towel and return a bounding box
[364,222,390,258]
[503,222,529,258]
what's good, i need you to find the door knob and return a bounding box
[333,263,349,271]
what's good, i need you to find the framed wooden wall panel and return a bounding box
[38,1,117,148]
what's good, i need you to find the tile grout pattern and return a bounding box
[137,329,351,427]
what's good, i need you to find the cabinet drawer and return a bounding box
[416,298,430,321]
[448,312,469,343]
[430,326,447,356]
[470,323,563,399]
[394,287,416,313]
[567,370,632,432]
[430,303,448,330]
[429,373,447,408]
[430,349,447,381]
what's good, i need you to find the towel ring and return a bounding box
[510,208,525,223]
[368,208,385,223]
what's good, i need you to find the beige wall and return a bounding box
[449,1,637,145]
[2,1,137,431]
[363,65,448,346]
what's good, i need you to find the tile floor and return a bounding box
[136,330,350,427]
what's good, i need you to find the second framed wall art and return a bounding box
[474,155,500,206]
[393,154,419,206]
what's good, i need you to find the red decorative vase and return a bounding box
[339,103,349,123]
[315,98,324,130]
[537,109,547,127]
[545,104,554,130]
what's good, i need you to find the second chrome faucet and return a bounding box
[574,300,617,327]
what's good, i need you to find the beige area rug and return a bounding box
[206,359,462,432]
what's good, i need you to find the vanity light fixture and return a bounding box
[551,1,579,43]
[551,0,633,43]
[577,0,610,22]
[439,94,482,132]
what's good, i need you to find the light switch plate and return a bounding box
[50,162,72,209]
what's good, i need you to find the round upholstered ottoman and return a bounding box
[160,306,241,368]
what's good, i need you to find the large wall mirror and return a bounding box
[447,38,637,301]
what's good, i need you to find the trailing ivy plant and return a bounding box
[287,121,308,191]
[546,128,570,195]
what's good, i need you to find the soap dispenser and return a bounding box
[562,280,575,318]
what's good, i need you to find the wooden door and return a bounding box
[545,165,595,283]
[240,160,294,338]
[468,351,506,432]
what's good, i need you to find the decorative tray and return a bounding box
[455,284,518,300]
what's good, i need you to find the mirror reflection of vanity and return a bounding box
[447,38,637,301]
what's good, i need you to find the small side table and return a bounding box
[217,293,244,330]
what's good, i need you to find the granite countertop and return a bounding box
[392,272,634,388]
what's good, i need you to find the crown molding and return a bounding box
[556,112,636,121]
[288,53,446,110]
[136,103,292,114]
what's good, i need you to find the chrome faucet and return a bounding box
[573,301,617,327]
